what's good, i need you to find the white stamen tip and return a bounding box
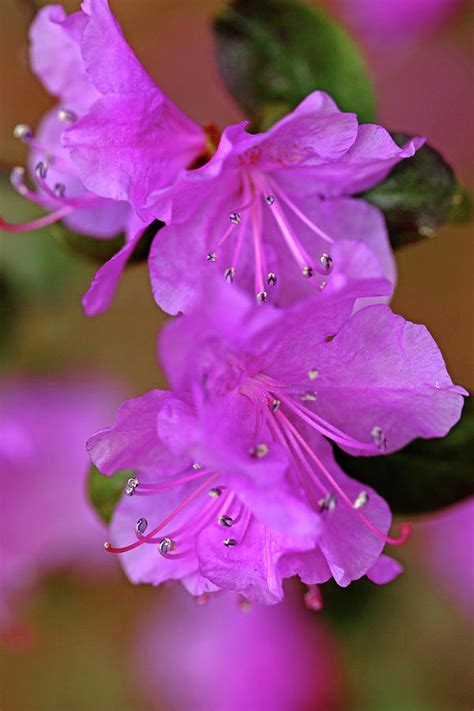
[207,251,217,262]
[267,272,277,286]
[265,195,275,206]
[224,267,236,283]
[124,476,139,496]
[13,123,33,141]
[353,491,369,509]
[208,487,222,498]
[308,368,319,380]
[300,391,317,402]
[223,538,238,547]
[371,426,387,451]
[229,211,241,225]
[54,183,66,198]
[158,537,174,555]
[271,398,281,413]
[58,108,77,123]
[256,290,268,304]
[35,161,48,180]
[192,462,202,471]
[319,253,333,274]
[302,266,314,278]
[250,443,269,458]
[319,493,337,512]
[218,514,233,528]
[136,517,148,534]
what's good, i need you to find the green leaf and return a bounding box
[87,464,132,525]
[213,0,375,128]
[362,136,472,249]
[51,219,164,264]
[334,408,474,515]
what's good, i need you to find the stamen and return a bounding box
[103,474,218,554]
[300,392,317,402]
[276,409,411,546]
[302,266,314,278]
[229,211,241,225]
[136,518,148,534]
[271,398,281,412]
[208,487,223,498]
[207,252,217,262]
[256,291,268,304]
[308,369,319,380]
[267,272,277,286]
[193,463,202,470]
[218,514,233,527]
[354,491,369,509]
[54,183,66,198]
[265,177,334,244]
[124,477,139,496]
[319,253,333,274]
[371,426,388,451]
[35,161,48,180]
[158,537,175,556]
[224,267,235,283]
[250,443,269,458]
[0,205,74,233]
[58,108,77,123]
[223,538,238,547]
[265,195,275,205]
[13,124,33,141]
[319,493,337,511]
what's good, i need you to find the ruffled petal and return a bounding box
[29,5,98,110]
[366,555,403,584]
[87,390,188,477]
[297,304,466,453]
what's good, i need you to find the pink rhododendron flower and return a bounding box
[1,0,207,316]
[337,0,468,48]
[0,378,120,631]
[134,586,344,711]
[88,287,465,603]
[417,498,474,618]
[144,91,423,313]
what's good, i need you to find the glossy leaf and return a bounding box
[362,135,472,248]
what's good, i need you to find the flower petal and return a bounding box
[301,304,466,453]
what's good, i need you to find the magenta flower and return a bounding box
[1,1,207,316]
[145,91,423,313]
[133,586,344,711]
[0,378,120,631]
[337,0,468,47]
[416,499,474,619]
[88,287,465,603]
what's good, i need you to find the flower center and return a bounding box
[206,170,334,303]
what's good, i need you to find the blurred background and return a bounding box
[0,1,473,709]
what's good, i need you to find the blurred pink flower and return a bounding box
[417,498,474,618]
[133,586,344,711]
[0,378,120,631]
[337,0,468,47]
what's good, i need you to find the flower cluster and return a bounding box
[1,0,466,606]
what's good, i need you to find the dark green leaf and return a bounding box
[87,464,132,525]
[214,0,375,128]
[334,408,474,515]
[51,219,164,264]
[362,136,472,248]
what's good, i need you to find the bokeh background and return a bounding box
[0,1,473,709]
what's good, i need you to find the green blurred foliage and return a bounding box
[214,0,376,128]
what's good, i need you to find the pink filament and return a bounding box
[0,206,73,233]
[275,409,411,546]
[104,474,218,554]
